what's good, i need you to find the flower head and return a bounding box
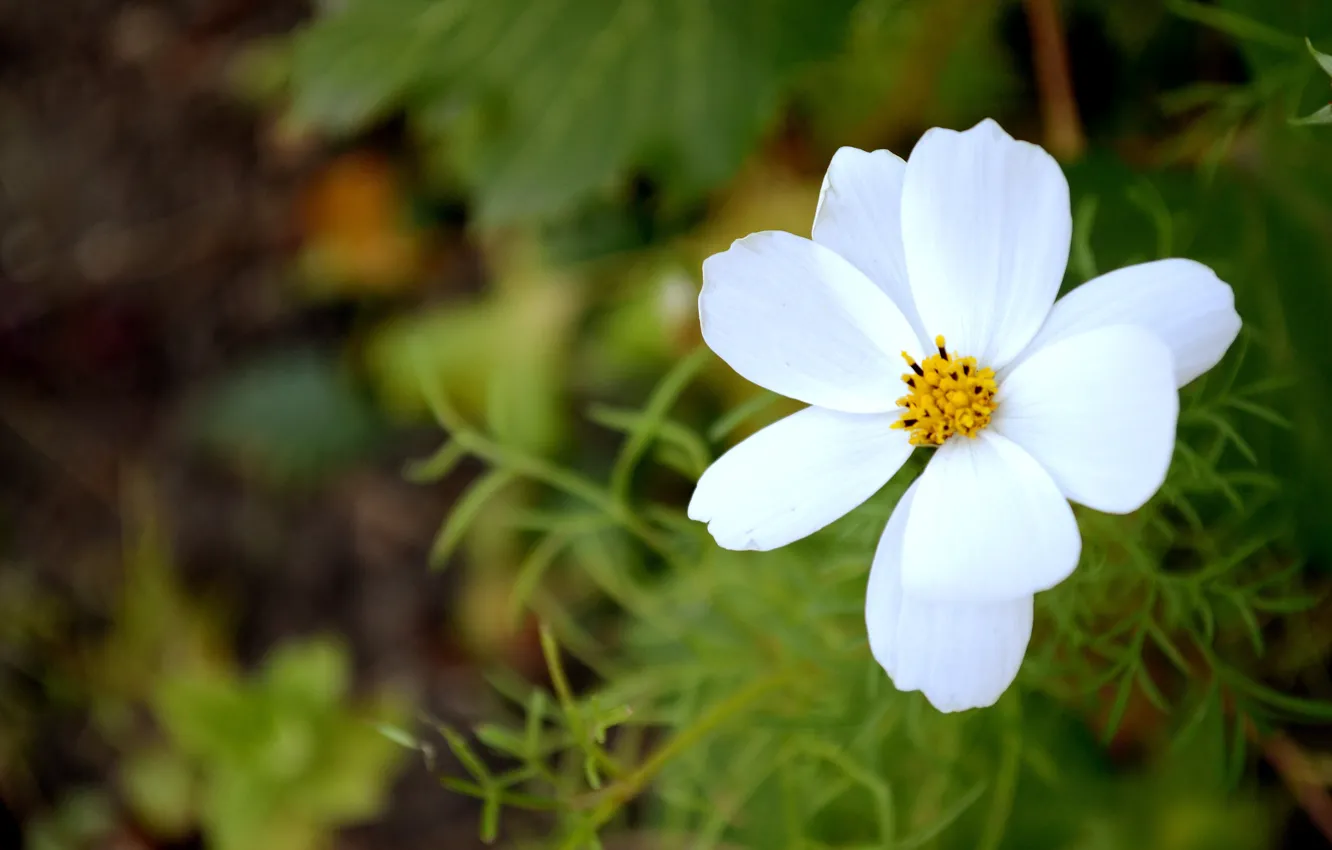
[689,119,1241,712]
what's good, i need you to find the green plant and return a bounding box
[400,328,1309,848]
[1293,37,1332,124]
[278,0,1332,846]
[150,638,406,850]
[287,0,860,225]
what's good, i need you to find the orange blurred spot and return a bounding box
[299,151,424,294]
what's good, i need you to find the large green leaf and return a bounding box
[291,0,858,223]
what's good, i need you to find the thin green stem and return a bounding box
[540,623,624,786]
[560,670,795,848]
[610,345,710,504]
[978,694,1022,850]
[439,776,562,811]
[417,367,675,559]
[707,390,779,443]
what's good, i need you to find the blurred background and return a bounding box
[3,0,1332,848]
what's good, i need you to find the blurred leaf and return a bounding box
[366,299,500,418]
[1310,37,1332,76]
[190,349,383,484]
[429,469,518,569]
[1291,103,1332,124]
[1161,690,1228,793]
[152,638,406,850]
[365,261,582,454]
[800,0,1017,147]
[291,0,858,223]
[1171,0,1302,53]
[24,790,116,850]
[121,746,197,838]
[155,673,252,763]
[228,38,293,105]
[1191,0,1332,75]
[294,713,406,820]
[262,637,351,707]
[578,266,698,389]
[89,500,232,737]
[288,0,437,132]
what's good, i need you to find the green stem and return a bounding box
[417,368,674,559]
[439,776,562,811]
[978,693,1022,850]
[560,670,794,848]
[539,623,624,785]
[609,345,710,504]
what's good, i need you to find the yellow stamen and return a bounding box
[891,335,998,446]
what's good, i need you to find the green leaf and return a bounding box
[707,390,780,443]
[189,350,382,485]
[289,0,441,132]
[1292,103,1332,125]
[1169,0,1302,52]
[587,404,710,484]
[428,469,518,570]
[290,0,858,223]
[25,791,116,850]
[404,440,468,483]
[262,637,351,707]
[376,722,423,751]
[295,719,405,821]
[1198,0,1332,74]
[154,674,251,761]
[441,726,493,784]
[365,267,577,454]
[1310,37,1332,76]
[120,747,197,838]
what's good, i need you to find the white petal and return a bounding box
[1005,259,1241,388]
[901,431,1080,602]
[994,326,1178,514]
[901,119,1071,368]
[700,231,920,413]
[688,406,913,551]
[866,483,1033,713]
[812,147,927,344]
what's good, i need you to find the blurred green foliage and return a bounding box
[11,0,1332,847]
[23,790,117,850]
[290,0,859,223]
[288,0,1332,846]
[16,503,407,850]
[189,349,385,486]
[150,638,406,850]
[367,254,582,456]
[1294,38,1332,124]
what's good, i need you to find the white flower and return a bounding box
[689,119,1241,713]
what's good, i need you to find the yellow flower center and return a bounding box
[892,336,998,447]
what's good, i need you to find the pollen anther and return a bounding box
[892,336,998,446]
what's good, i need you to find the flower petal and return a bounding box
[689,406,913,551]
[812,147,927,344]
[994,325,1178,514]
[866,483,1033,712]
[901,119,1071,368]
[700,231,920,413]
[901,431,1080,602]
[1005,259,1241,388]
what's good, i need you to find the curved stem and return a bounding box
[610,345,711,504]
[561,670,795,848]
[417,365,675,559]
